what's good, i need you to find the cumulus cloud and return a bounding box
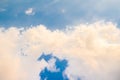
[0,21,120,80]
[25,8,35,15]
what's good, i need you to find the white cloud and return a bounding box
[25,8,35,15]
[47,58,60,72]
[0,21,120,80]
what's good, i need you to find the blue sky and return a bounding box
[38,53,69,80]
[0,0,120,29]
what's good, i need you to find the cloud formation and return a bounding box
[0,21,120,80]
[25,8,35,15]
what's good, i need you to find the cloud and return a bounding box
[46,58,60,72]
[0,28,21,80]
[0,21,120,80]
[25,8,35,15]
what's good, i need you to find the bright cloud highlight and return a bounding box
[25,8,35,15]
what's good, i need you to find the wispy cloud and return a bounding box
[0,8,6,12]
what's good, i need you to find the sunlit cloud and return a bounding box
[0,21,120,80]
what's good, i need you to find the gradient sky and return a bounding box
[0,0,120,29]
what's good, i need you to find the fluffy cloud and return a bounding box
[25,8,35,15]
[0,21,120,80]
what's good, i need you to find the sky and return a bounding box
[0,0,120,80]
[0,0,120,29]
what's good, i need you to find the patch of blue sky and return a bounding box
[38,53,69,80]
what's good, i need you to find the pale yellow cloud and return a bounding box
[0,21,120,80]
